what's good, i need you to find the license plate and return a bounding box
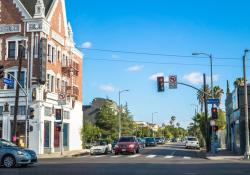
[122,149,126,152]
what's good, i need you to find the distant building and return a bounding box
[83,98,118,124]
[225,85,250,154]
[134,121,148,128]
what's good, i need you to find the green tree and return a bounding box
[213,86,224,100]
[215,109,226,130]
[121,104,134,136]
[96,103,118,139]
[81,121,101,146]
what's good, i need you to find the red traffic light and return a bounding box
[211,107,218,119]
[157,76,165,92]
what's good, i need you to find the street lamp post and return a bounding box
[118,89,129,138]
[243,49,250,159]
[192,52,215,153]
[152,112,158,137]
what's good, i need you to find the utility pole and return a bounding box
[13,41,25,144]
[203,74,210,152]
[243,49,250,159]
[118,89,129,138]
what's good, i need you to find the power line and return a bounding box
[80,48,240,60]
[85,57,243,68]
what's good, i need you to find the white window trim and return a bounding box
[4,67,27,90]
[5,37,28,60]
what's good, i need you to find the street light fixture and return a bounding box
[192,52,214,154]
[118,89,130,138]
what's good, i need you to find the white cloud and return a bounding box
[99,84,116,92]
[183,72,219,85]
[183,72,203,85]
[111,54,119,59]
[81,41,92,49]
[149,72,164,81]
[127,65,144,72]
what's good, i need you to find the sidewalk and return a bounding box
[38,149,90,159]
[205,149,243,160]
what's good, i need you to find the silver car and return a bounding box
[0,139,35,168]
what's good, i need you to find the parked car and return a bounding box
[145,137,156,147]
[90,140,112,155]
[0,139,37,168]
[185,137,200,149]
[111,140,118,152]
[114,136,140,155]
[137,137,145,149]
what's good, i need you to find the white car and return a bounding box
[90,141,112,155]
[185,137,200,149]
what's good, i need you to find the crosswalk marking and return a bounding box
[164,155,174,159]
[128,154,141,158]
[146,155,157,158]
[79,154,193,160]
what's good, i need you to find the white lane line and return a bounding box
[146,155,157,158]
[92,155,106,158]
[128,154,141,158]
[164,155,174,159]
[183,156,191,159]
[111,155,121,158]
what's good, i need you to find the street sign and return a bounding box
[58,93,66,105]
[169,75,177,89]
[3,78,13,85]
[207,98,220,105]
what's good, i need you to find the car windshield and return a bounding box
[188,138,197,141]
[155,138,160,140]
[146,138,154,142]
[0,139,18,147]
[119,137,134,142]
[93,141,107,146]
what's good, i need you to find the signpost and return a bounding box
[207,98,220,105]
[169,75,177,89]
[57,93,65,156]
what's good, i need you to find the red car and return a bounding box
[114,136,140,155]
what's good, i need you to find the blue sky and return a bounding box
[66,0,250,128]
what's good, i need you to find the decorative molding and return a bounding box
[13,0,32,19]
[0,24,21,34]
[26,19,50,35]
[0,39,2,60]
[51,30,65,46]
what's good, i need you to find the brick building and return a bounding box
[0,0,83,154]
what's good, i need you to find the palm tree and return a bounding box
[176,122,180,128]
[234,77,244,87]
[213,86,224,100]
[170,116,176,126]
[197,84,211,113]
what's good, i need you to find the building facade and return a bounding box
[0,0,83,154]
[83,98,118,124]
[225,85,250,154]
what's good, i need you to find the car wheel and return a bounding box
[105,149,108,154]
[136,148,140,153]
[3,155,16,168]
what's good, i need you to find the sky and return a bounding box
[65,0,250,128]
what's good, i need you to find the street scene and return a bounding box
[1,0,250,174]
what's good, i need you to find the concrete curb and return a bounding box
[38,150,90,159]
[206,155,243,161]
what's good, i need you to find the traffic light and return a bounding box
[29,107,35,119]
[157,76,165,92]
[211,107,218,119]
[0,65,4,79]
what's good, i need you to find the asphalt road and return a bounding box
[1,143,250,175]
